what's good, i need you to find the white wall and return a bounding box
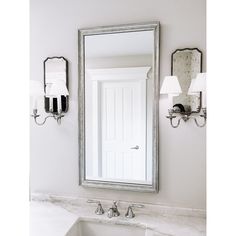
[30,0,206,209]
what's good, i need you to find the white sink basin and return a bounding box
[66,219,147,236]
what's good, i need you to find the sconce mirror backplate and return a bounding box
[44,56,69,113]
[171,48,202,113]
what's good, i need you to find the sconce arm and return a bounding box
[166,107,206,128]
[193,108,207,128]
[166,115,181,128]
[31,109,64,126]
[166,109,182,128]
[194,117,206,127]
[31,114,55,126]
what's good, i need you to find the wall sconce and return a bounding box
[161,73,207,128]
[30,57,69,126]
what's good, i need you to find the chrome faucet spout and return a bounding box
[107,201,120,218]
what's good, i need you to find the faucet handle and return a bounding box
[125,204,144,218]
[112,200,119,208]
[87,199,104,215]
[87,199,100,204]
[131,203,144,208]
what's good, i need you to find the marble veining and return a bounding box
[30,194,206,236]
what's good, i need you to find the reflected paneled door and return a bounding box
[100,79,146,181]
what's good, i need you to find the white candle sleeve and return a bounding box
[32,96,38,110]
[49,97,53,111]
[167,94,174,108]
[202,92,206,108]
[57,96,61,113]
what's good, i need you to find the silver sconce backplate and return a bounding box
[171,48,202,114]
[31,56,69,126]
[44,56,69,114]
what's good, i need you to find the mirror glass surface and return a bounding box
[79,23,159,192]
[44,57,68,113]
[171,48,202,112]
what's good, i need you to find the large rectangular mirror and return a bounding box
[78,22,160,192]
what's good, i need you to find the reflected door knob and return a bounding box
[130,145,139,150]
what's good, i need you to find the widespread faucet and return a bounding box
[107,201,120,218]
[87,199,144,219]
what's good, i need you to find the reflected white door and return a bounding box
[100,79,146,182]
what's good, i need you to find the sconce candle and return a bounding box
[49,97,53,111]
[32,97,38,110]
[48,80,69,113]
[57,96,62,113]
[202,92,206,108]
[30,80,44,110]
[189,73,206,108]
[160,76,182,108]
[196,73,206,107]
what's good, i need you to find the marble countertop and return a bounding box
[30,195,206,236]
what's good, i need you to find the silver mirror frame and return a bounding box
[78,22,160,192]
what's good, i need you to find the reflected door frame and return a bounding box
[86,67,150,182]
